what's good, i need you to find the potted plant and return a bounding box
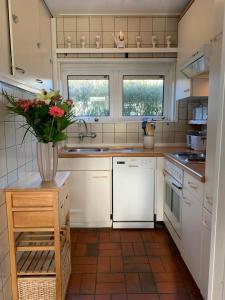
[2,90,74,181]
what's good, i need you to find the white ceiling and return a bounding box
[45,0,190,16]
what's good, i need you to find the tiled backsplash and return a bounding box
[0,82,36,300]
[66,102,188,145]
[56,15,178,58]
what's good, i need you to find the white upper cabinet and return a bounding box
[0,0,11,74]
[175,0,214,100]
[8,0,52,90]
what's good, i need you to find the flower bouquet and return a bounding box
[2,90,75,181]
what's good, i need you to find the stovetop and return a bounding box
[170,152,206,164]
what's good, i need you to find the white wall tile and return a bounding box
[115,17,128,32]
[126,123,139,133]
[102,132,114,144]
[0,255,10,288]
[103,123,114,133]
[102,17,114,31]
[91,123,103,133]
[165,17,178,31]
[153,17,166,32]
[64,17,76,31]
[0,204,7,235]
[2,277,12,300]
[90,16,102,32]
[0,124,5,150]
[115,123,126,133]
[140,17,153,31]
[4,123,15,148]
[6,147,17,173]
[77,16,90,32]
[0,230,9,263]
[56,17,63,31]
[127,132,139,143]
[0,151,7,178]
[115,132,126,143]
[128,17,140,32]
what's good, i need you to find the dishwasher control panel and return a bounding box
[113,157,155,169]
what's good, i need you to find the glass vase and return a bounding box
[37,142,58,181]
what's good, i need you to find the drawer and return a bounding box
[12,193,54,208]
[13,211,54,228]
[202,208,212,231]
[183,172,204,200]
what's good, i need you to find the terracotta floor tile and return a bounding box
[68,228,201,300]
[122,243,134,256]
[72,264,97,274]
[80,274,96,294]
[67,274,81,294]
[111,295,127,300]
[133,242,146,256]
[125,273,141,293]
[159,293,191,300]
[148,257,165,272]
[139,273,157,293]
[153,273,184,282]
[72,257,98,265]
[67,296,95,300]
[97,273,125,283]
[99,249,122,256]
[123,256,148,264]
[156,282,186,294]
[97,257,111,273]
[99,243,121,250]
[124,263,151,273]
[95,295,111,300]
[96,283,126,294]
[86,244,99,256]
[111,257,124,272]
[127,294,159,300]
[72,243,87,257]
[120,231,142,242]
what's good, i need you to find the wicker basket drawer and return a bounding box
[13,211,54,228]
[12,192,54,208]
[18,277,56,300]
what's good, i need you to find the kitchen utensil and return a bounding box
[146,122,155,136]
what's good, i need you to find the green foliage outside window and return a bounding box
[123,78,164,116]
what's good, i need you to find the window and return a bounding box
[62,62,175,121]
[67,75,110,117]
[122,75,164,117]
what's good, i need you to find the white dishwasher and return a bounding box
[113,157,155,228]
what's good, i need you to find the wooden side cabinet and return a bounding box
[5,172,71,300]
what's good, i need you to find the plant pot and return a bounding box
[37,142,58,181]
[144,135,154,149]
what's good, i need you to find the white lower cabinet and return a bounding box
[58,158,112,227]
[200,208,212,299]
[68,170,112,227]
[180,172,204,289]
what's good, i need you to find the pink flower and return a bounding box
[48,106,65,118]
[16,99,33,112]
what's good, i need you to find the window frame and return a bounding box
[61,60,176,122]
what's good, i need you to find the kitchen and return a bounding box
[0,0,225,299]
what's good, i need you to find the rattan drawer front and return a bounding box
[12,193,54,208]
[13,211,54,228]
[18,277,56,300]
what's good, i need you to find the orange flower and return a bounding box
[48,106,65,118]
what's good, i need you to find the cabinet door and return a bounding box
[200,209,212,299]
[9,0,40,85]
[37,0,52,90]
[0,0,11,74]
[69,171,112,227]
[175,60,191,100]
[182,190,202,287]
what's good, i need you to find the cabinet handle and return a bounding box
[66,195,68,199]
[172,182,182,190]
[128,165,139,168]
[12,14,19,24]
[184,89,190,93]
[188,181,198,189]
[36,79,43,84]
[15,67,25,74]
[92,176,108,179]
[203,220,211,230]
[184,200,191,206]
[205,196,213,205]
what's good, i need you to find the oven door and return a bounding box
[164,172,182,238]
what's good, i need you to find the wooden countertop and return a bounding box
[165,154,205,183]
[4,171,70,191]
[58,146,187,158]
[59,146,205,182]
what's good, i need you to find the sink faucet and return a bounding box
[77,118,96,141]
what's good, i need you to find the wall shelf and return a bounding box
[56,47,178,54]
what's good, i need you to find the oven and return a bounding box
[164,169,183,238]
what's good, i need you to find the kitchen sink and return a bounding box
[65,147,142,153]
[66,147,110,153]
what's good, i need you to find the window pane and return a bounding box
[123,75,164,117]
[68,75,110,117]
